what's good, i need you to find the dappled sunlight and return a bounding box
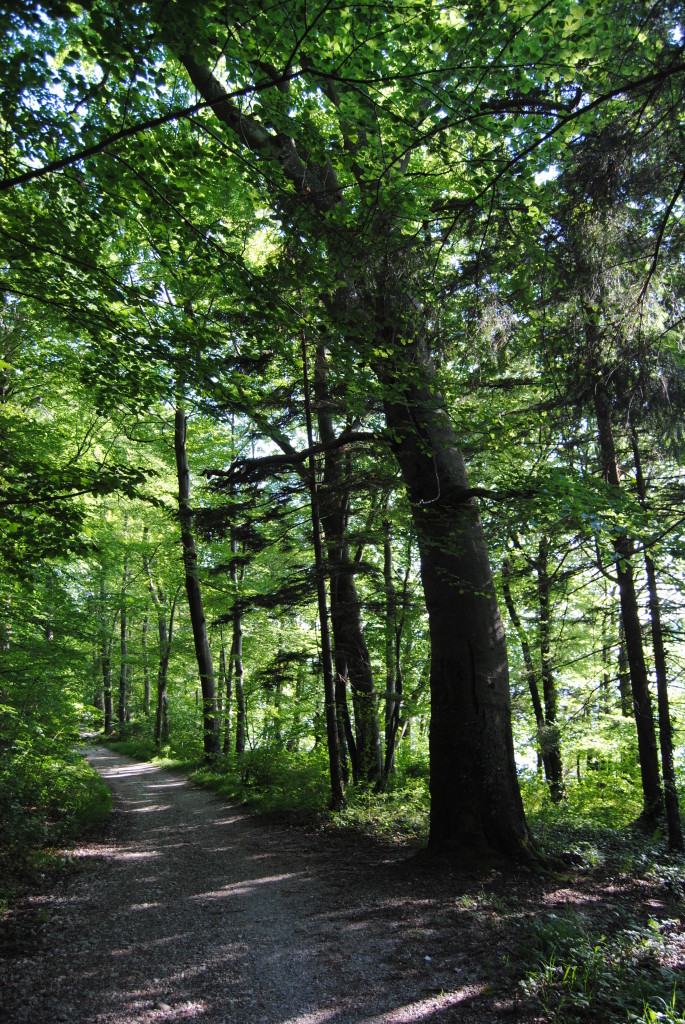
[363,988,480,1022]
[110,849,162,861]
[277,1010,339,1024]
[129,804,173,814]
[191,872,303,900]
[98,762,162,779]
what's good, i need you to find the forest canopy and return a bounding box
[1,0,684,865]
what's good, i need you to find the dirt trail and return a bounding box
[0,747,509,1023]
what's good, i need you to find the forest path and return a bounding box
[0,747,511,1024]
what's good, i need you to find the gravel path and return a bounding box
[0,747,505,1024]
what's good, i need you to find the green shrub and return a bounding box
[0,742,111,885]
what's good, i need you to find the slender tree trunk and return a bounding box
[229,530,246,756]
[630,426,682,849]
[232,602,245,755]
[302,338,345,809]
[618,620,632,716]
[536,537,565,802]
[99,576,114,735]
[382,519,404,782]
[174,405,220,757]
[145,570,179,747]
[220,625,233,755]
[314,346,382,784]
[142,601,151,717]
[118,551,128,729]
[380,341,536,859]
[102,642,113,736]
[502,556,551,785]
[593,381,663,821]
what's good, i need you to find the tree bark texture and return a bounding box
[381,342,535,859]
[174,406,221,758]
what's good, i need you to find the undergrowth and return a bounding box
[0,741,112,910]
[518,906,685,1023]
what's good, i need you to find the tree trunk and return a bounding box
[302,339,345,809]
[382,519,406,782]
[381,342,536,859]
[118,552,128,729]
[99,576,114,736]
[102,642,113,737]
[220,625,233,755]
[617,620,632,716]
[174,405,220,758]
[142,601,151,717]
[501,555,554,789]
[593,381,663,821]
[232,602,246,755]
[314,346,382,784]
[536,536,565,802]
[630,425,682,849]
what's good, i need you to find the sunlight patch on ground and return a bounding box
[111,849,161,861]
[191,872,303,900]
[363,987,480,1021]
[279,1010,339,1024]
[98,763,161,778]
[129,804,173,813]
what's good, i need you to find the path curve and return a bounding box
[0,747,502,1024]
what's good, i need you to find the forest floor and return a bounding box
[1,747,684,1024]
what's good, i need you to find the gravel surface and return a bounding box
[2,747,683,1024]
[0,747,506,1023]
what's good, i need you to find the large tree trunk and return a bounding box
[381,342,537,859]
[593,382,663,821]
[314,346,383,784]
[174,406,221,758]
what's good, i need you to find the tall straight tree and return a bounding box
[175,406,221,757]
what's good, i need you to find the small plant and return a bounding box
[519,909,685,1024]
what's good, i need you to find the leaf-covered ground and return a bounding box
[1,748,683,1024]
